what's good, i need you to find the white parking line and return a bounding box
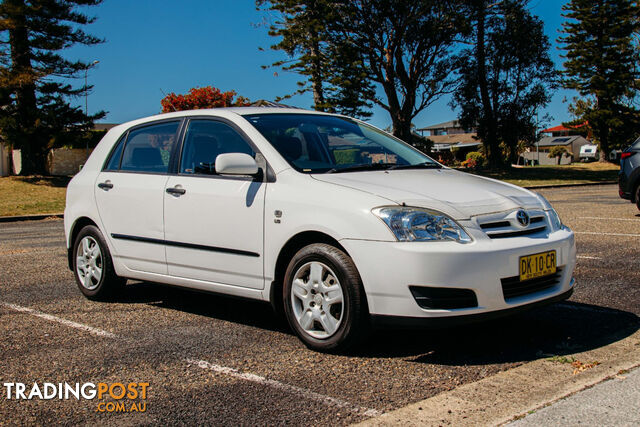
[574,231,640,237]
[0,302,116,338]
[577,255,602,260]
[578,216,640,221]
[186,358,381,417]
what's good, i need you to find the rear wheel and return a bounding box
[635,184,640,211]
[283,243,369,352]
[73,225,125,300]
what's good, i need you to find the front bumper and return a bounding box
[340,227,577,319]
[371,287,573,328]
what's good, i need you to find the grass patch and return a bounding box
[462,162,620,187]
[547,355,577,364]
[0,176,70,217]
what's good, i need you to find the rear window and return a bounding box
[632,137,640,149]
[118,121,180,173]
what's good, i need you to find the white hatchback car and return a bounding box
[65,108,576,351]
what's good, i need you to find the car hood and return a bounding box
[311,168,543,219]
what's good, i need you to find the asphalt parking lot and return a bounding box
[1,184,639,425]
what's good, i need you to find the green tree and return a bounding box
[559,0,640,162]
[257,0,374,118]
[0,0,104,175]
[260,1,466,143]
[331,0,465,143]
[548,145,571,165]
[453,0,556,168]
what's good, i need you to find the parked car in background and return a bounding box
[64,108,577,352]
[579,144,598,162]
[619,137,640,210]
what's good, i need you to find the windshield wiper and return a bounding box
[326,163,396,174]
[387,162,442,170]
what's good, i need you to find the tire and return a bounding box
[72,225,125,300]
[635,184,640,211]
[283,243,369,352]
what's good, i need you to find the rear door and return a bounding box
[94,120,181,274]
[163,118,265,289]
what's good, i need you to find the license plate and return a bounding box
[519,250,556,282]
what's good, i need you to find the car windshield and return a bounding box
[243,113,439,173]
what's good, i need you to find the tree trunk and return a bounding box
[8,0,48,175]
[309,36,325,111]
[392,118,413,144]
[475,2,502,169]
[594,95,612,163]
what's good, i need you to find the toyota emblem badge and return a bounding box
[516,210,530,227]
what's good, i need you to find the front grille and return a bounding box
[477,210,547,239]
[489,225,547,239]
[409,286,478,309]
[501,268,563,300]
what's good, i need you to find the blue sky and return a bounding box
[67,0,575,130]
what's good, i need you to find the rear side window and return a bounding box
[104,136,125,171]
[119,121,180,173]
[180,120,254,175]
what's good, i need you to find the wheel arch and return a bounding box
[67,216,100,270]
[269,230,351,314]
[632,172,640,203]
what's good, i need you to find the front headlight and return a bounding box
[373,207,472,243]
[548,208,563,231]
[536,194,563,231]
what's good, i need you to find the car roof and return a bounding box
[110,107,340,134]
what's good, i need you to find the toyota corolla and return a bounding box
[64,108,576,351]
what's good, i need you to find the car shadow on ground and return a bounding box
[115,281,639,365]
[359,302,639,364]
[116,281,288,333]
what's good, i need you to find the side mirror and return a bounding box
[215,153,259,176]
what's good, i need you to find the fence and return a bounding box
[6,148,93,176]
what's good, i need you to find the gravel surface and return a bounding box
[0,184,638,425]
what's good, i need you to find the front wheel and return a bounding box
[283,244,369,352]
[72,225,125,300]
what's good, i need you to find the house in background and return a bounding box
[522,135,592,165]
[541,123,590,138]
[520,123,593,165]
[417,119,471,137]
[416,120,481,155]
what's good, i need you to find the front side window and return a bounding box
[119,121,179,173]
[244,113,438,173]
[180,120,254,175]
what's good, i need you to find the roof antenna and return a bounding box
[159,88,177,112]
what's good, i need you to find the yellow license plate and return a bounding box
[519,250,556,282]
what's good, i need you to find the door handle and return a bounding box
[166,186,186,196]
[97,181,113,190]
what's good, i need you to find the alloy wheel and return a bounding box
[76,236,103,290]
[290,261,344,339]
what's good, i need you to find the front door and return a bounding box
[94,120,181,274]
[163,119,265,289]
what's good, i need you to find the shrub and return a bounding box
[466,151,485,165]
[548,146,572,164]
[461,158,477,169]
